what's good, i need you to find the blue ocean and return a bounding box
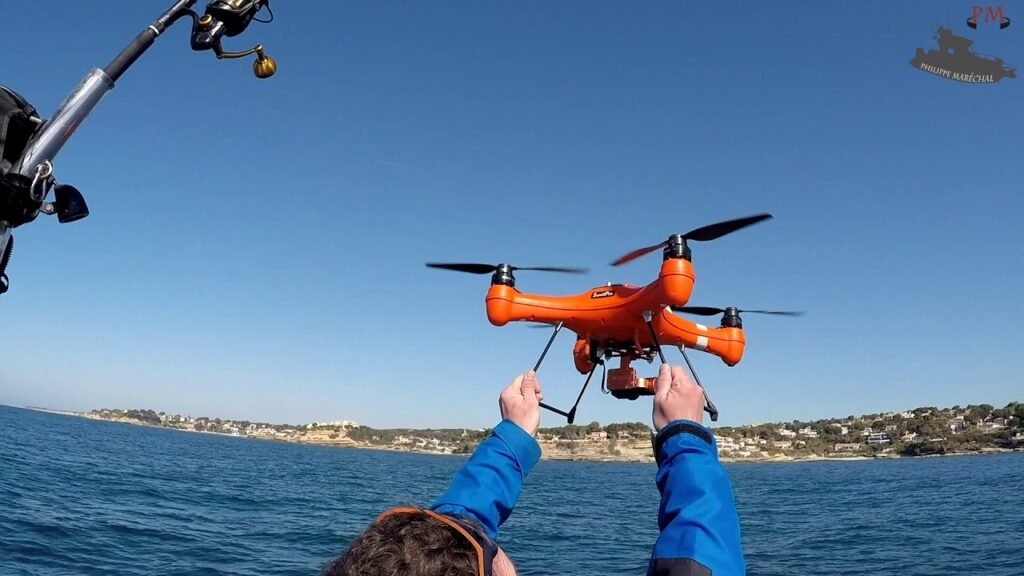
[1,405,1022,575]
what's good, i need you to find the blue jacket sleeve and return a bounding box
[430,419,541,540]
[647,420,745,576]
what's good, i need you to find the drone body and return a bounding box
[427,213,800,422]
[484,256,694,335]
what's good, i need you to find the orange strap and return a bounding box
[376,507,486,576]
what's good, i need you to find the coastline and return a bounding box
[19,406,1023,465]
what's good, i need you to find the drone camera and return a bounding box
[605,367,656,400]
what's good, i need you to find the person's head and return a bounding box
[322,507,518,576]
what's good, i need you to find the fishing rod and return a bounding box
[0,0,278,302]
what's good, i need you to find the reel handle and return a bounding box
[190,0,277,78]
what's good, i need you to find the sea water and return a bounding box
[1,405,1022,575]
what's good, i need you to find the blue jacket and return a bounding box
[430,418,745,575]
[431,419,541,539]
[647,419,745,575]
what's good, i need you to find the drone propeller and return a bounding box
[425,262,589,275]
[610,213,773,266]
[671,305,804,317]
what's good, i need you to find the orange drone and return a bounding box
[426,214,802,424]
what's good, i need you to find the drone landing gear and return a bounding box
[641,310,719,422]
[679,345,719,421]
[527,311,720,424]
[531,322,604,425]
[539,362,604,425]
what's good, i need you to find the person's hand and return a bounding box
[499,370,544,436]
[652,364,706,431]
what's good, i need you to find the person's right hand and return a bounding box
[652,364,706,431]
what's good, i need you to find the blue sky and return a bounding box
[1,1,1021,430]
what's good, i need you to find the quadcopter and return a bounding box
[426,214,802,424]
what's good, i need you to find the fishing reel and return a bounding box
[189,0,277,78]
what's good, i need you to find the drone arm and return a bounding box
[655,309,746,366]
[485,285,596,327]
[484,285,517,326]
[486,288,603,327]
[649,421,745,575]
[482,257,694,328]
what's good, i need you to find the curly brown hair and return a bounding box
[321,512,481,576]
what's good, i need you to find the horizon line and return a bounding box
[6,400,1020,432]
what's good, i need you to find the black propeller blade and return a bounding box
[608,243,666,268]
[737,309,804,316]
[426,262,589,275]
[681,213,773,243]
[610,213,773,266]
[671,305,804,317]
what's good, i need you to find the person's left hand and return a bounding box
[499,371,544,436]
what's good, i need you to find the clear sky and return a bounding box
[1,1,1021,430]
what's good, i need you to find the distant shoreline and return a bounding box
[14,404,1024,465]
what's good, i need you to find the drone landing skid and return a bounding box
[537,362,604,425]
[531,322,605,425]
